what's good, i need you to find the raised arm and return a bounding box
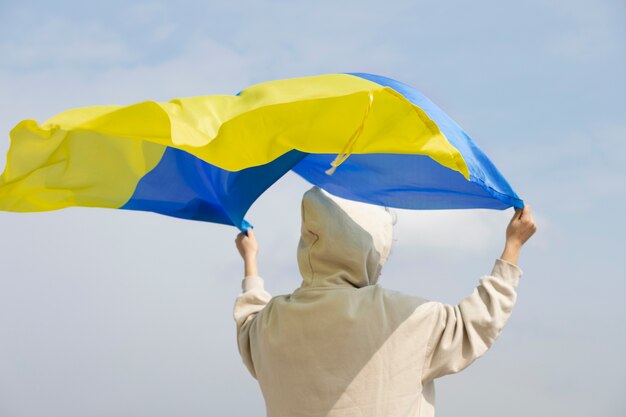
[422,205,537,383]
[233,228,272,378]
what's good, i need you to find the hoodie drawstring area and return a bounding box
[325,91,374,175]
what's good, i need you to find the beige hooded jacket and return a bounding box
[234,186,522,417]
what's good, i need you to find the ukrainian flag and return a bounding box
[0,73,523,230]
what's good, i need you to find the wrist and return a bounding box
[504,239,523,253]
[243,254,257,263]
[243,255,258,277]
[501,242,522,265]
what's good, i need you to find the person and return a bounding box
[233,186,536,417]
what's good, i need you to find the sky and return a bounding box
[0,0,624,416]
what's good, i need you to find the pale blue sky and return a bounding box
[0,1,624,416]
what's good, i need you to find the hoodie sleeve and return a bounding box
[421,258,523,383]
[233,275,272,379]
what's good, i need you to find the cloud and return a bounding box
[392,209,509,253]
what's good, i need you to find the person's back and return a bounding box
[234,186,535,417]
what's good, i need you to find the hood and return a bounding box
[297,186,394,289]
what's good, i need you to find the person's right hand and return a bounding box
[500,205,537,265]
[506,205,537,248]
[235,227,259,261]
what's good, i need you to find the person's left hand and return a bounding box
[235,227,258,261]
